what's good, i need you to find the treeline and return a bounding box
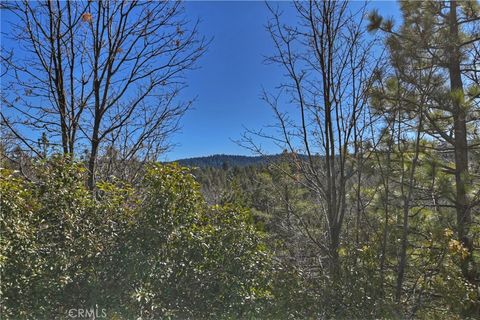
[176,154,277,169]
[174,153,310,168]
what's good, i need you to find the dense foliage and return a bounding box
[0,159,277,319]
[1,150,478,319]
[193,148,480,319]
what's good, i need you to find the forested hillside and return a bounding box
[174,153,310,168]
[175,154,275,168]
[1,0,479,319]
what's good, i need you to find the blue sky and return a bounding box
[166,1,400,160]
[1,1,400,161]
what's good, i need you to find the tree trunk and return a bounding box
[396,111,423,302]
[48,1,70,156]
[87,134,99,191]
[448,0,473,282]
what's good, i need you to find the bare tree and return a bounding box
[242,0,380,274]
[1,0,207,188]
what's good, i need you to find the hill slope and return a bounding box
[173,154,279,168]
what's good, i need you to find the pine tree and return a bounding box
[370,0,479,286]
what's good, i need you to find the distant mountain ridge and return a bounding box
[172,154,281,168]
[172,153,314,168]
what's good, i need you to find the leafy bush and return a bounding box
[0,159,275,319]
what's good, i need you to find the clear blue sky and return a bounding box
[1,1,400,161]
[166,1,400,160]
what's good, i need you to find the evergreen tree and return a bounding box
[369,0,479,292]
